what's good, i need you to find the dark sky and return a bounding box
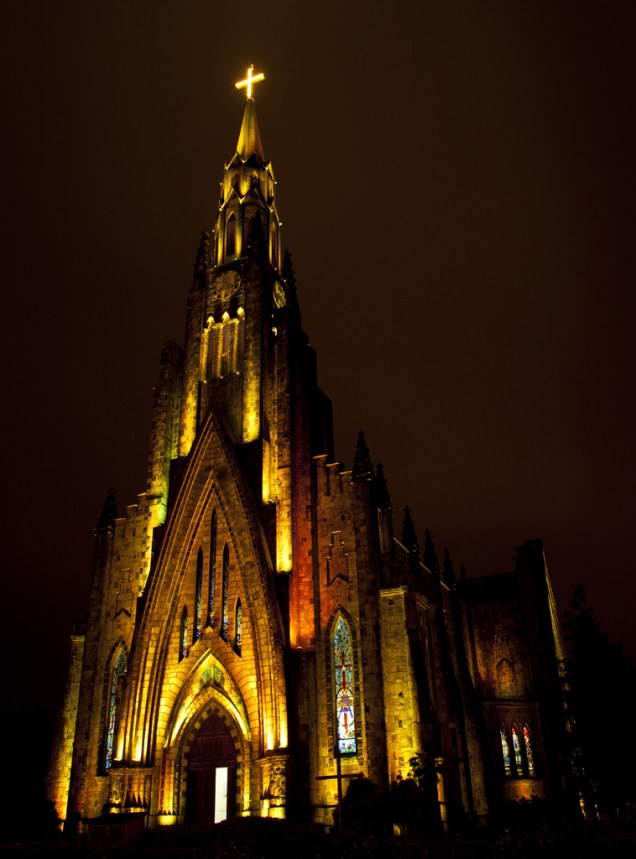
[2,1,635,724]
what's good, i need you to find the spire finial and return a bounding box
[235,65,265,100]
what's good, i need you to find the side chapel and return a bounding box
[48,68,576,831]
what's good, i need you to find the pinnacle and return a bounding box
[352,430,374,478]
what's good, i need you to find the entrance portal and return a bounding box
[185,714,237,823]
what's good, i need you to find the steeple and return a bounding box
[214,67,281,269]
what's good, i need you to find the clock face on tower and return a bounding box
[273,280,286,309]
[215,271,240,304]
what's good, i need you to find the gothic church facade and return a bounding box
[48,81,575,832]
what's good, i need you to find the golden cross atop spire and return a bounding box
[235,64,265,99]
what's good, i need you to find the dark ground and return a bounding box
[1,814,636,859]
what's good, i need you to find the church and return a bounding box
[48,67,577,832]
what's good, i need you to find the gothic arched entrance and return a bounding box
[185,713,237,823]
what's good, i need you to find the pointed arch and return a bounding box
[168,686,252,823]
[194,548,203,643]
[104,646,127,771]
[220,544,229,641]
[208,509,217,628]
[180,607,189,661]
[332,613,357,755]
[120,408,288,771]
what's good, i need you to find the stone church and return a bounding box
[48,70,576,832]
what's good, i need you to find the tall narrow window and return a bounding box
[271,226,278,268]
[234,598,242,656]
[499,722,512,777]
[194,548,203,643]
[523,723,536,777]
[333,615,357,755]
[208,510,217,627]
[104,649,126,770]
[511,722,523,774]
[180,607,189,661]
[226,214,236,257]
[220,322,231,376]
[236,310,245,372]
[221,544,229,641]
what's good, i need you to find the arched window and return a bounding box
[221,544,229,641]
[523,723,536,777]
[333,615,357,755]
[499,722,512,777]
[511,722,523,774]
[208,510,217,627]
[226,214,236,257]
[194,548,203,643]
[104,649,126,770]
[180,606,189,661]
[234,598,242,656]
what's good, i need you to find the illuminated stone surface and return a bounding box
[48,81,578,832]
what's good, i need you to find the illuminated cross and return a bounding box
[235,65,265,99]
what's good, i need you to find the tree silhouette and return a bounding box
[564,584,636,817]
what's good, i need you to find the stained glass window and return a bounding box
[194,548,203,643]
[221,544,229,641]
[523,723,535,777]
[500,723,512,776]
[333,616,357,755]
[208,510,217,627]
[234,598,242,656]
[104,649,126,770]
[180,606,189,661]
[511,722,523,774]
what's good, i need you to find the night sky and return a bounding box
[2,2,635,728]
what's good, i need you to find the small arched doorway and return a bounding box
[185,713,237,823]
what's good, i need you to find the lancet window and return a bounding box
[225,213,236,257]
[180,607,189,661]
[234,599,242,656]
[511,722,524,772]
[499,722,512,777]
[208,510,217,627]
[221,544,229,641]
[499,719,536,778]
[523,723,536,777]
[194,548,203,643]
[104,648,126,771]
[333,615,357,755]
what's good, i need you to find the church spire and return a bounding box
[235,97,265,162]
[214,66,281,269]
